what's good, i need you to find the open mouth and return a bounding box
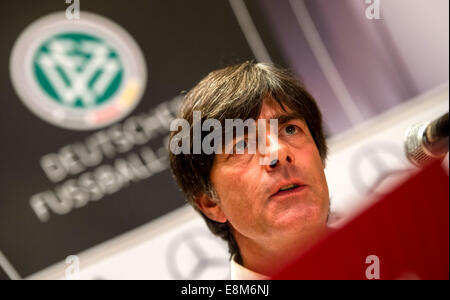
[271,183,306,198]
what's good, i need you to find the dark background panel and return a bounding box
[0,266,10,280]
[244,0,290,70]
[0,0,268,277]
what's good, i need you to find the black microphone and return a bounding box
[404,112,449,167]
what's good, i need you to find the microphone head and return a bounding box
[404,122,433,168]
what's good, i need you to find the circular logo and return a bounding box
[10,12,147,130]
[167,230,230,280]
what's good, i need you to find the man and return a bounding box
[169,62,330,279]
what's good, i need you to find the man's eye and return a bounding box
[234,139,248,152]
[284,125,298,135]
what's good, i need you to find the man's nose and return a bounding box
[261,133,295,171]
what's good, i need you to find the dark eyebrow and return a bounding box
[265,112,304,125]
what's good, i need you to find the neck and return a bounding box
[233,225,328,276]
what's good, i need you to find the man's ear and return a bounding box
[194,193,227,223]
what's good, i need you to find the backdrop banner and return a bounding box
[0,0,261,277]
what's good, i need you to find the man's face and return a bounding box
[209,98,329,245]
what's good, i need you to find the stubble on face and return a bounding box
[209,98,329,248]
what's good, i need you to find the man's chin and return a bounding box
[269,204,327,235]
[264,216,328,268]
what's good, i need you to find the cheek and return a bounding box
[296,144,329,198]
[211,168,262,228]
[211,166,249,206]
